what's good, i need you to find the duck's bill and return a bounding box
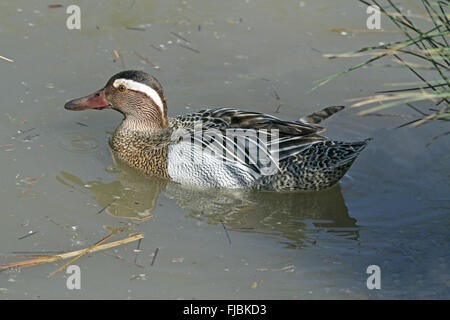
[64,89,111,111]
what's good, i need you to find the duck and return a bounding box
[64,70,369,191]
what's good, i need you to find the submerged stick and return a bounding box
[133,51,159,69]
[426,131,450,147]
[20,173,45,198]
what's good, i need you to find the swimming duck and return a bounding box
[65,70,369,191]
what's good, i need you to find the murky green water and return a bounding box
[0,0,448,299]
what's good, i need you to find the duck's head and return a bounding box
[65,70,168,130]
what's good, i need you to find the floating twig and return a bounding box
[12,128,35,139]
[376,83,448,94]
[150,44,162,52]
[113,49,125,69]
[0,233,143,272]
[226,18,242,24]
[362,113,412,118]
[136,213,154,224]
[151,247,159,266]
[136,238,142,250]
[170,31,190,43]
[221,222,232,245]
[329,28,412,33]
[272,264,295,272]
[18,231,39,240]
[134,238,142,264]
[0,55,14,63]
[178,44,200,54]
[23,133,39,141]
[396,117,424,128]
[49,227,136,277]
[97,203,111,214]
[11,251,64,255]
[272,89,280,101]
[48,232,114,277]
[126,26,146,31]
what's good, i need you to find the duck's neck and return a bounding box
[119,114,165,132]
[112,116,173,151]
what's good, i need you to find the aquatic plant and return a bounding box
[313,0,449,133]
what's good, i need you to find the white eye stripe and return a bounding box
[113,79,164,114]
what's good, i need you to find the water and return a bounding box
[0,0,448,299]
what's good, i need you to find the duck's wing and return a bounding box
[171,106,345,132]
[198,107,326,135]
[171,107,327,135]
[168,107,345,176]
[199,106,350,160]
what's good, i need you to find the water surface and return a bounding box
[0,0,448,299]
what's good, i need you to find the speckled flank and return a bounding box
[255,139,370,191]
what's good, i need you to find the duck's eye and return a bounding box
[118,85,126,92]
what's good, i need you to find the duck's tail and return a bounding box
[300,106,345,125]
[336,138,371,166]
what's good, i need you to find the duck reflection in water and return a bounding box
[57,164,359,248]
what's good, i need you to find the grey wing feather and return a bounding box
[300,106,345,124]
[169,107,345,175]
